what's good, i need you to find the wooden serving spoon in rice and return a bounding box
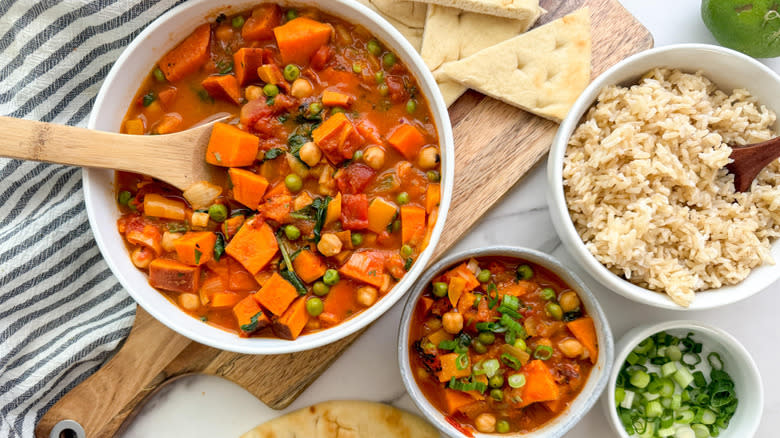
[0,114,231,191]
[727,136,780,192]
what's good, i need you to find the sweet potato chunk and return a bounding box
[149,259,200,293]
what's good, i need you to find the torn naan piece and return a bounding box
[412,0,544,21]
[355,0,427,50]
[421,3,543,106]
[240,400,439,438]
[437,8,592,122]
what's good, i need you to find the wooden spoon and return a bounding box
[727,137,780,192]
[0,115,231,191]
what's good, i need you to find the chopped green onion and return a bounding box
[508,373,526,388]
[455,353,469,370]
[533,345,554,360]
[482,359,500,378]
[500,353,522,370]
[630,370,650,389]
[438,340,457,350]
[707,352,723,371]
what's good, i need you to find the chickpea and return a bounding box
[161,231,183,253]
[475,413,496,433]
[559,291,581,313]
[317,233,343,257]
[299,141,322,167]
[178,293,200,311]
[558,338,585,358]
[363,146,385,170]
[290,78,313,98]
[245,85,263,101]
[131,246,154,269]
[356,286,378,307]
[318,165,335,195]
[418,147,439,169]
[442,311,463,334]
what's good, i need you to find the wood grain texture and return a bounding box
[35,2,652,437]
[0,115,223,190]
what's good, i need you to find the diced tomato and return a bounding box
[341,194,369,230]
[310,45,331,70]
[386,75,409,103]
[336,163,376,194]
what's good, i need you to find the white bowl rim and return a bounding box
[397,246,615,438]
[547,43,780,311]
[603,319,764,438]
[83,0,455,354]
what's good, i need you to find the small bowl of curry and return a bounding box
[398,247,614,437]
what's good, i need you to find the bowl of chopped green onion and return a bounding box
[604,321,762,438]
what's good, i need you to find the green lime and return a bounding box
[702,0,780,58]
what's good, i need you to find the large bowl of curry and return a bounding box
[398,247,613,437]
[84,0,453,354]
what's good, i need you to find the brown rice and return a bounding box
[563,68,780,306]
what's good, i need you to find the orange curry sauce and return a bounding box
[116,4,441,340]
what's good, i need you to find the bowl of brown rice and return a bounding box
[547,44,780,310]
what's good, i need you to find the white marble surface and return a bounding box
[121,2,780,437]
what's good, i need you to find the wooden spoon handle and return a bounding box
[34,309,193,438]
[728,137,780,192]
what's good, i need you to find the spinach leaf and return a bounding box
[287,133,309,157]
[240,311,264,333]
[216,60,233,75]
[213,233,225,262]
[311,196,332,243]
[264,148,283,160]
[142,91,156,107]
[280,270,307,295]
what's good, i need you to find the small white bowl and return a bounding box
[603,320,763,438]
[398,246,614,438]
[83,0,454,354]
[547,44,780,310]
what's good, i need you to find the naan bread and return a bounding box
[437,8,592,122]
[420,3,543,106]
[412,0,543,20]
[355,0,427,50]
[240,400,439,438]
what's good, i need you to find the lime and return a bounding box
[702,0,780,58]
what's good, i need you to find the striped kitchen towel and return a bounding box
[0,1,183,436]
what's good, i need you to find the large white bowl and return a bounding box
[398,247,614,438]
[547,44,780,310]
[602,320,763,438]
[84,0,454,354]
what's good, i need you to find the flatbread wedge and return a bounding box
[355,0,427,50]
[412,0,543,21]
[421,3,543,106]
[437,8,592,122]
[240,400,439,438]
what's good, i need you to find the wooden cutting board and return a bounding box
[35,1,652,437]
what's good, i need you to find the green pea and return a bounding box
[152,67,166,82]
[432,282,448,298]
[263,83,279,97]
[516,264,534,280]
[472,340,487,354]
[477,269,491,283]
[331,107,345,114]
[401,244,413,257]
[366,39,382,56]
[513,338,527,352]
[284,224,301,240]
[231,15,245,28]
[426,170,440,182]
[405,99,417,114]
[286,9,298,20]
[490,389,504,402]
[118,190,133,206]
[377,83,389,96]
[351,232,364,247]
[323,269,340,286]
[353,150,364,162]
[284,174,303,192]
[496,420,510,434]
[546,302,563,320]
[396,192,410,205]
[489,374,504,389]
[478,332,495,345]
[313,281,330,296]
[308,102,323,116]
[352,63,362,74]
[306,297,324,316]
[283,64,300,82]
[208,204,228,222]
[382,52,396,68]
[541,287,556,301]
[392,219,401,233]
[374,70,384,84]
